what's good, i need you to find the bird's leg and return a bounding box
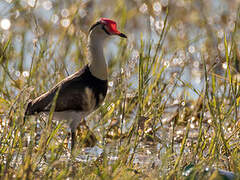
[71,129,76,151]
[77,118,97,147]
[70,117,87,151]
[69,117,83,151]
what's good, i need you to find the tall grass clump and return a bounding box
[0,0,240,179]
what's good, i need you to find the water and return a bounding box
[1,0,239,175]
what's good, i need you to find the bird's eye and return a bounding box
[102,24,110,35]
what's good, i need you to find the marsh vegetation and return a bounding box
[0,0,240,179]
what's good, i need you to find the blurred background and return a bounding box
[0,0,239,95]
[0,0,240,178]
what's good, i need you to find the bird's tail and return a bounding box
[23,100,33,125]
[23,115,27,126]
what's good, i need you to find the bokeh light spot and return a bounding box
[22,71,30,77]
[1,18,11,30]
[153,2,162,14]
[28,0,36,7]
[5,0,12,3]
[61,9,70,18]
[60,18,70,27]
[188,45,195,54]
[51,14,59,24]
[42,0,52,10]
[139,3,148,14]
[222,62,227,69]
[78,9,87,18]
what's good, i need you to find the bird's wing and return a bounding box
[25,66,93,115]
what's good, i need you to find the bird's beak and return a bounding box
[118,33,127,38]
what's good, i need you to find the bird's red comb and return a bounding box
[100,18,121,35]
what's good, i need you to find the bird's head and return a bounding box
[89,18,127,40]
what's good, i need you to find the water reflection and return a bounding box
[0,0,239,175]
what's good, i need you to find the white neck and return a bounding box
[87,31,108,80]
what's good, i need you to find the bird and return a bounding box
[24,18,127,150]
